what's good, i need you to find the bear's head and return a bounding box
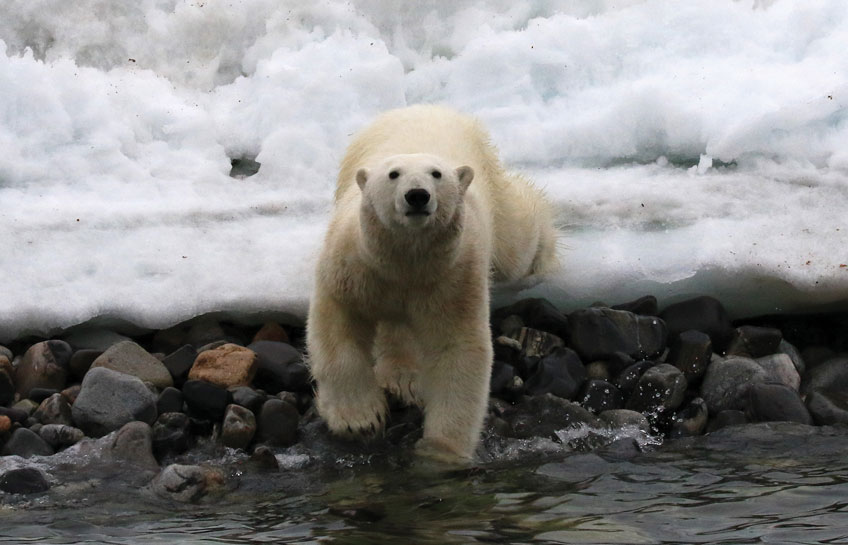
[356,153,474,230]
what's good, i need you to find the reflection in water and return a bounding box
[2,423,848,544]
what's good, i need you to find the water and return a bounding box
[2,422,847,544]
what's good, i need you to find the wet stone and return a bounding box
[706,410,748,432]
[489,360,518,397]
[68,349,102,381]
[585,361,610,381]
[111,421,159,471]
[162,345,197,387]
[579,380,623,414]
[0,415,10,433]
[257,399,299,447]
[15,340,72,398]
[524,346,586,400]
[498,315,525,338]
[0,367,14,406]
[28,387,59,403]
[745,383,812,425]
[0,467,50,494]
[626,363,687,415]
[38,424,85,450]
[91,340,173,389]
[182,380,230,421]
[806,390,848,425]
[149,463,227,503]
[248,445,280,471]
[61,384,81,405]
[33,393,73,426]
[152,412,193,459]
[249,341,311,393]
[1,428,54,458]
[72,367,158,437]
[699,356,768,414]
[7,402,36,419]
[221,404,256,450]
[63,328,130,351]
[599,409,651,434]
[568,307,667,362]
[613,360,655,398]
[726,326,783,359]
[659,296,733,353]
[801,345,835,370]
[502,394,604,442]
[668,330,712,384]
[670,397,709,439]
[157,387,184,415]
[756,353,800,391]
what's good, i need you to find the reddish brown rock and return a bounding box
[15,340,72,398]
[0,415,11,433]
[188,344,258,388]
[252,322,290,344]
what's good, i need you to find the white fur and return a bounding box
[307,105,557,463]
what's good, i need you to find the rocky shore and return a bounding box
[1,295,847,502]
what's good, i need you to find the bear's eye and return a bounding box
[389,171,400,180]
[431,170,442,179]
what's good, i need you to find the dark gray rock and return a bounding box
[162,345,197,386]
[148,464,227,503]
[613,360,655,398]
[806,390,848,425]
[28,387,59,403]
[524,347,585,399]
[91,340,173,389]
[1,428,54,458]
[578,380,622,414]
[756,354,800,391]
[611,295,658,316]
[33,393,73,426]
[230,386,267,414]
[502,394,604,441]
[725,326,783,358]
[568,307,667,361]
[248,445,280,471]
[68,349,102,380]
[0,368,13,406]
[157,387,183,414]
[257,399,299,447]
[670,397,709,438]
[72,367,158,437]
[668,330,712,384]
[152,412,193,458]
[599,409,651,434]
[0,467,50,494]
[249,341,310,394]
[222,404,256,450]
[491,298,570,340]
[38,424,85,449]
[659,296,733,353]
[801,346,836,369]
[707,410,748,432]
[489,360,519,397]
[182,380,230,421]
[110,421,159,471]
[699,356,768,414]
[778,339,805,376]
[803,356,848,395]
[0,406,29,424]
[63,329,131,351]
[626,363,687,415]
[15,340,72,398]
[745,383,812,425]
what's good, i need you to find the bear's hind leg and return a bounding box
[307,295,387,438]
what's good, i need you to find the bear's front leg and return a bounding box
[307,294,387,438]
[416,324,493,464]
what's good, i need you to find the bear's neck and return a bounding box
[359,203,465,282]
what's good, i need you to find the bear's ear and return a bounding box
[355,168,369,190]
[456,165,474,193]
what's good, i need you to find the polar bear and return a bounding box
[307,105,557,463]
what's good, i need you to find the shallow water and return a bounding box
[2,423,848,545]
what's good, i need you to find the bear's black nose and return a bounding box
[405,188,431,209]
